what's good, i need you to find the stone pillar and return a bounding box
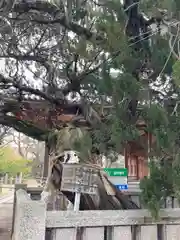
[0,177,3,184]
[13,189,46,240]
[12,184,27,238]
[16,172,23,183]
[0,177,2,193]
[19,172,23,183]
[4,173,8,184]
[9,177,13,185]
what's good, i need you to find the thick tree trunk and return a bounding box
[43,127,140,210]
[61,172,139,210]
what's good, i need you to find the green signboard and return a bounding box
[104,168,128,177]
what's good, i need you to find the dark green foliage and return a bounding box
[1,0,180,215]
[140,159,174,219]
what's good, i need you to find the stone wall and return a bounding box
[12,188,180,240]
[46,208,180,240]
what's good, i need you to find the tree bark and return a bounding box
[42,143,50,179]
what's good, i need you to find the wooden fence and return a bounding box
[12,187,180,240]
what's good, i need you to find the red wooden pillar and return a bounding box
[147,131,152,176]
[136,156,139,180]
[143,161,149,176]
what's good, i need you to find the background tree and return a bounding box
[10,131,45,178]
[0,146,32,177]
[0,126,10,145]
[0,0,179,214]
[10,132,45,161]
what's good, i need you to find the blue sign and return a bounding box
[115,184,128,190]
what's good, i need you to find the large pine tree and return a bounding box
[0,0,180,214]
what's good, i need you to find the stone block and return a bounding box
[13,189,46,240]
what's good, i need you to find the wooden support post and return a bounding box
[124,145,128,170]
[136,156,139,180]
[147,132,152,177]
[42,143,49,179]
[74,192,81,212]
[42,94,53,180]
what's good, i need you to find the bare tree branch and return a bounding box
[0,74,66,104]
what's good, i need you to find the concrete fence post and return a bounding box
[4,173,8,184]
[11,184,27,238]
[13,189,46,240]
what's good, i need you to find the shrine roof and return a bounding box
[3,98,155,156]
[5,98,149,130]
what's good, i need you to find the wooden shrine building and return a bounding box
[12,99,154,180]
[125,120,155,180]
